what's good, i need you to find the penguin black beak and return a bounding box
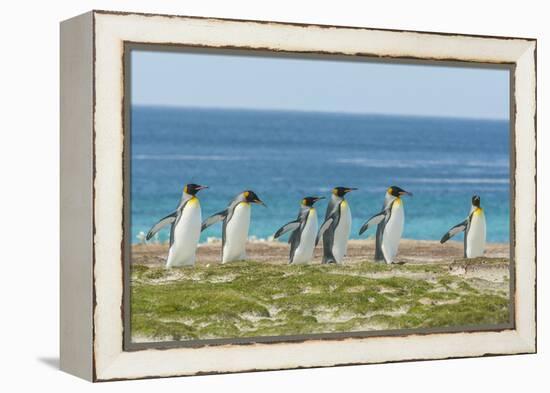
[196,185,209,191]
[345,188,358,193]
[254,199,267,207]
[399,190,413,197]
[312,196,325,205]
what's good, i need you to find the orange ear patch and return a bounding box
[387,187,393,195]
[244,191,250,198]
[184,185,188,194]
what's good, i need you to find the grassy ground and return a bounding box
[130,257,510,342]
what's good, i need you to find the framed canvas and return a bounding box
[60,10,537,382]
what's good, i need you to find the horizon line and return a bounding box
[131,103,509,122]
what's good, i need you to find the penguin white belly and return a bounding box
[292,209,318,264]
[223,202,251,263]
[381,199,404,264]
[466,209,486,258]
[166,199,201,267]
[332,201,352,264]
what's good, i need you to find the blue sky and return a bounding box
[131,50,510,120]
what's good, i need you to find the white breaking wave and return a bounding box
[336,158,420,168]
[198,235,278,245]
[133,154,243,161]
[406,177,510,184]
[335,158,509,169]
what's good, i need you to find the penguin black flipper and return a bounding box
[288,228,299,244]
[169,214,181,247]
[317,211,340,264]
[358,209,389,262]
[288,220,304,263]
[317,199,341,246]
[273,218,302,263]
[201,209,229,232]
[274,220,301,239]
[288,207,312,263]
[165,198,195,247]
[320,216,338,263]
[288,229,301,263]
[316,215,334,246]
[359,210,387,235]
[146,211,178,240]
[374,222,385,261]
[440,219,468,244]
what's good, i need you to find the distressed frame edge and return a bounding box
[512,40,537,353]
[90,11,537,381]
[59,11,95,381]
[91,8,537,42]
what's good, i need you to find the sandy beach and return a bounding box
[131,238,510,266]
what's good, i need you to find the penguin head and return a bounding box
[184,183,208,196]
[243,190,267,207]
[301,196,325,207]
[472,195,481,207]
[387,186,413,198]
[332,187,357,198]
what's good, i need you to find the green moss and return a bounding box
[130,260,510,341]
[452,257,509,266]
[131,264,149,279]
[142,268,166,280]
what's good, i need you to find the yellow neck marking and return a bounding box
[187,196,199,206]
[474,207,483,216]
[393,197,401,206]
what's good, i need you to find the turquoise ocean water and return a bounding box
[131,106,510,244]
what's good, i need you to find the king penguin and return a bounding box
[359,186,412,264]
[274,196,325,264]
[440,195,486,258]
[201,190,266,263]
[316,187,357,264]
[146,183,208,268]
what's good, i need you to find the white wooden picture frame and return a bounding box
[60,10,536,381]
